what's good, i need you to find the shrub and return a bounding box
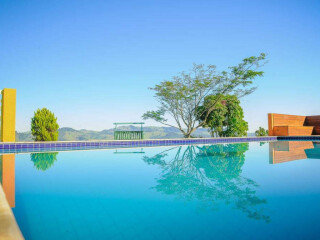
[255,127,269,136]
[31,108,59,141]
[198,94,248,137]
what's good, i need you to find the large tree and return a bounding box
[198,94,248,137]
[143,53,266,138]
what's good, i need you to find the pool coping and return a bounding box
[277,136,320,140]
[1,135,319,154]
[0,136,277,154]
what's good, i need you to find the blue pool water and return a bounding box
[2,141,320,239]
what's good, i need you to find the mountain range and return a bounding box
[16,126,214,142]
[16,126,256,142]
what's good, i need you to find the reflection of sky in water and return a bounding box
[5,142,320,239]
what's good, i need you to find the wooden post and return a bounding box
[268,113,274,136]
[269,142,275,164]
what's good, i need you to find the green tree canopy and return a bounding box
[197,94,248,137]
[255,127,269,136]
[31,108,59,141]
[142,53,267,138]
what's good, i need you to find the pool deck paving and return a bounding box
[0,185,24,240]
[0,136,278,154]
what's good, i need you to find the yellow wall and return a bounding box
[1,89,16,142]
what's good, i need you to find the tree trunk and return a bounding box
[184,128,197,138]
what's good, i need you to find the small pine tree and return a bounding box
[31,108,59,141]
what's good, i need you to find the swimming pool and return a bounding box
[1,141,320,239]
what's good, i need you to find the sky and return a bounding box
[0,0,319,132]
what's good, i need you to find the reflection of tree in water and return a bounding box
[259,142,267,146]
[143,143,270,222]
[30,152,59,171]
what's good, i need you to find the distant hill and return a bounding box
[16,126,256,142]
[16,126,212,142]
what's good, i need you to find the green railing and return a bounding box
[114,131,144,140]
[113,122,144,140]
[114,148,145,154]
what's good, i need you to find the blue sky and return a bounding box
[1,0,319,132]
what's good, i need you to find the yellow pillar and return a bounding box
[1,89,16,142]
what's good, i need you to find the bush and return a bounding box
[198,94,248,137]
[31,108,59,141]
[255,127,268,136]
